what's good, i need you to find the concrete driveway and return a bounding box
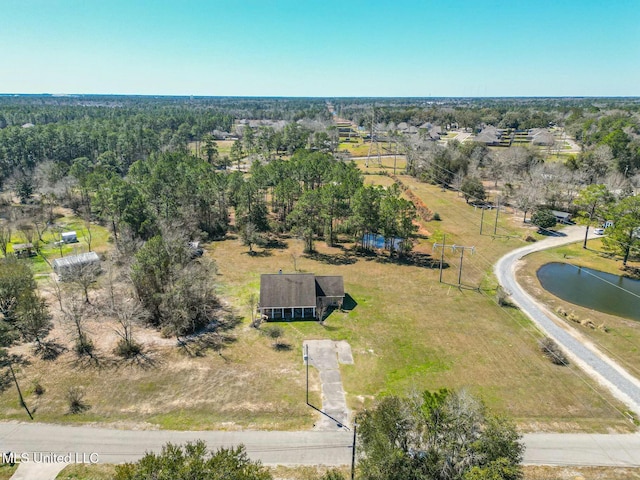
[303,340,353,431]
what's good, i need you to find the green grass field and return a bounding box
[0,182,634,433]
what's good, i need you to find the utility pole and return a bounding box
[366,107,382,168]
[351,422,357,480]
[437,234,446,282]
[493,198,500,235]
[480,207,485,235]
[304,344,309,405]
[433,240,475,287]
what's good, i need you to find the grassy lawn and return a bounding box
[363,174,396,188]
[518,240,640,387]
[189,139,235,158]
[57,463,116,480]
[524,466,640,480]
[0,181,633,433]
[0,464,17,480]
[352,156,406,175]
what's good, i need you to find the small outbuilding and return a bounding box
[61,231,78,243]
[258,273,345,321]
[13,243,35,259]
[52,251,100,281]
[551,210,572,224]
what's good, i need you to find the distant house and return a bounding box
[13,243,35,259]
[530,128,555,146]
[258,273,345,320]
[52,252,100,281]
[474,126,503,146]
[61,231,78,243]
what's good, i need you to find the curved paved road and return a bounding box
[495,225,640,417]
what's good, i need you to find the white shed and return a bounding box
[61,231,78,243]
[52,252,100,280]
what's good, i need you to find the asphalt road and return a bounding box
[3,422,640,468]
[495,225,640,417]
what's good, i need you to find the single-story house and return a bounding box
[52,251,100,280]
[62,231,78,243]
[258,273,345,320]
[530,128,555,146]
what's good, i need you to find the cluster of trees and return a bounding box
[0,257,52,354]
[235,150,417,254]
[357,389,523,480]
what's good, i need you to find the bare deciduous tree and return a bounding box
[82,220,94,252]
[63,297,94,358]
[0,224,11,258]
[68,262,101,304]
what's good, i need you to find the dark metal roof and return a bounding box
[260,274,317,309]
[315,276,345,298]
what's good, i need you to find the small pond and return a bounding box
[536,262,640,321]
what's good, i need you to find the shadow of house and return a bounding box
[258,273,344,321]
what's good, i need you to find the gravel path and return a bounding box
[495,225,640,417]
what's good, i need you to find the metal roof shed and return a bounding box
[61,231,78,243]
[52,252,100,280]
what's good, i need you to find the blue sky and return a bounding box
[1,0,638,96]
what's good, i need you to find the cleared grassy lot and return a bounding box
[0,181,633,432]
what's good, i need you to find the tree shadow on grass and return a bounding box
[273,341,292,352]
[375,252,446,269]
[114,346,163,370]
[34,340,67,361]
[177,313,241,359]
[303,251,357,265]
[264,237,289,250]
[244,249,273,257]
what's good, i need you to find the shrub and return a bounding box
[114,339,143,359]
[67,386,89,414]
[33,380,45,396]
[433,212,441,221]
[539,337,568,365]
[74,335,95,357]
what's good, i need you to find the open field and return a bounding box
[518,240,640,388]
[189,139,235,158]
[352,156,406,174]
[0,179,634,433]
